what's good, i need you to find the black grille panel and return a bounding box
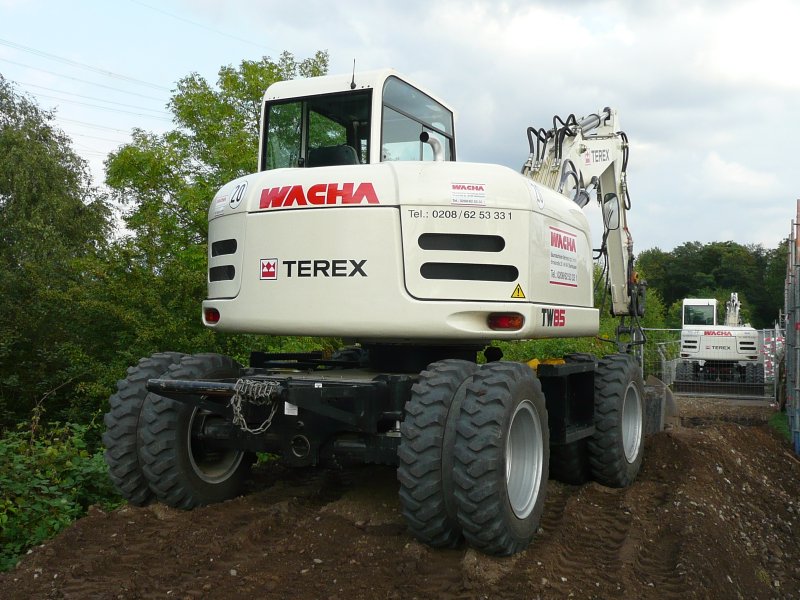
[209,265,235,281]
[211,239,238,257]
[418,233,505,252]
[420,262,518,282]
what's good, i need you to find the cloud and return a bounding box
[5,0,791,252]
[696,0,800,91]
[169,0,800,251]
[702,152,780,198]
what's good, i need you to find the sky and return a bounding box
[1,0,797,253]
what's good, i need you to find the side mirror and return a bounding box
[603,192,620,230]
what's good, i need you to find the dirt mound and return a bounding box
[2,397,799,599]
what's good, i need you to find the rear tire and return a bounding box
[103,352,184,505]
[676,360,693,382]
[755,363,765,384]
[397,359,478,547]
[588,354,645,488]
[453,362,549,556]
[139,353,250,508]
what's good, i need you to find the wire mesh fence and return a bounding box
[639,328,781,400]
[785,206,800,454]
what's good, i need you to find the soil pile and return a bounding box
[2,397,799,599]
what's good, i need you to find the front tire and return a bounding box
[453,362,549,556]
[103,352,184,505]
[588,354,645,488]
[397,359,478,547]
[139,353,250,508]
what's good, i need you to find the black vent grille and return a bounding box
[211,239,238,257]
[420,263,518,282]
[209,265,235,281]
[418,233,505,252]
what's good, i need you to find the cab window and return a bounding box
[381,76,454,162]
[263,90,371,170]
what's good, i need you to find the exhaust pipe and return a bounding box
[419,131,444,161]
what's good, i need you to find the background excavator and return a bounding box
[676,292,763,392]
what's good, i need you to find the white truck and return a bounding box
[676,294,762,385]
[104,69,651,556]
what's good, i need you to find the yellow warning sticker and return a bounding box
[511,284,526,299]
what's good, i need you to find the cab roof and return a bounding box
[263,69,454,113]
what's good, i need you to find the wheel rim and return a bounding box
[621,382,643,463]
[505,400,543,519]
[187,408,244,483]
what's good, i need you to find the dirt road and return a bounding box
[2,397,799,599]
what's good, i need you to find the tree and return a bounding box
[754,241,786,327]
[0,51,330,426]
[99,51,331,369]
[106,51,329,258]
[0,75,111,424]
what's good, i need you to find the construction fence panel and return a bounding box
[786,211,800,455]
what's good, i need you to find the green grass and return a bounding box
[768,411,791,442]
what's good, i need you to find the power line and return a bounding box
[128,0,278,53]
[70,143,109,157]
[0,37,171,91]
[0,57,169,102]
[29,91,173,121]
[68,139,111,155]
[63,130,130,144]
[16,81,170,115]
[58,118,134,134]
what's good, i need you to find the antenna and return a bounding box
[350,59,356,90]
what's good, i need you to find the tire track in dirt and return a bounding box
[625,482,687,597]
[521,483,637,597]
[490,432,698,599]
[623,434,692,597]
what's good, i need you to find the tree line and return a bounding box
[637,242,786,329]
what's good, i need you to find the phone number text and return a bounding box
[406,208,512,220]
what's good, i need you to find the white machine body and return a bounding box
[680,298,759,364]
[203,70,639,344]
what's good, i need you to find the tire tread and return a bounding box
[397,359,478,547]
[139,353,245,509]
[102,352,184,505]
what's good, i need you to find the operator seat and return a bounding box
[306,145,360,167]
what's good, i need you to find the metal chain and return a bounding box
[228,378,282,435]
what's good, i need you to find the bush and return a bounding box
[0,419,123,571]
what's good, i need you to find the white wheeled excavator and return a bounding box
[676,293,762,389]
[104,69,650,556]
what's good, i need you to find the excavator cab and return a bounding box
[258,71,455,171]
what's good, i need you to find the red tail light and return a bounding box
[204,308,221,324]
[488,313,524,331]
